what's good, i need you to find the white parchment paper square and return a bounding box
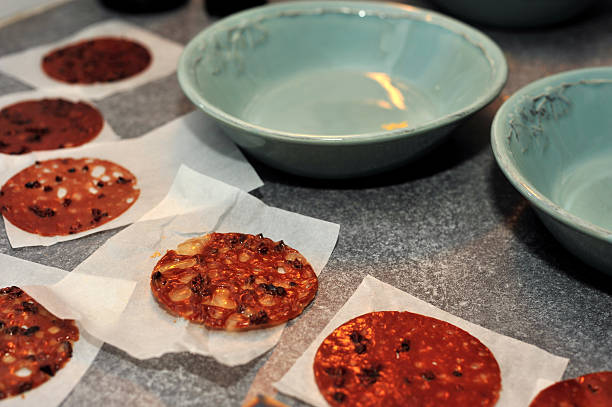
[0,89,119,150]
[0,20,183,99]
[0,110,263,247]
[275,275,569,407]
[71,165,339,366]
[0,253,136,407]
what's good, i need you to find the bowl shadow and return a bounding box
[488,160,612,295]
[101,343,267,389]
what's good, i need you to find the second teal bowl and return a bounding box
[179,1,507,178]
[492,67,612,274]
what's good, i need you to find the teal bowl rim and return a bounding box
[178,1,508,145]
[491,66,612,243]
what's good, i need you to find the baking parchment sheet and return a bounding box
[70,165,339,366]
[0,110,263,247]
[0,20,183,100]
[0,89,119,149]
[0,253,136,407]
[531,378,555,403]
[275,275,569,407]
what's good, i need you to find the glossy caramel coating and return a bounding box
[151,233,318,331]
[42,37,151,84]
[0,98,104,155]
[314,311,501,407]
[0,287,79,399]
[529,371,612,407]
[0,158,139,236]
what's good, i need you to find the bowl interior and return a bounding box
[181,2,504,138]
[493,69,612,234]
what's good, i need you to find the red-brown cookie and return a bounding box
[0,98,104,155]
[529,371,612,407]
[314,311,502,407]
[150,233,318,331]
[0,286,79,399]
[42,37,151,84]
[0,157,140,236]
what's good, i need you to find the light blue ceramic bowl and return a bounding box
[430,0,597,28]
[178,1,507,178]
[492,67,612,274]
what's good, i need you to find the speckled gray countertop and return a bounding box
[0,0,611,406]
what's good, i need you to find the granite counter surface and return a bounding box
[0,0,610,405]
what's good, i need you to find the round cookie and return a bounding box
[314,311,502,407]
[529,371,612,407]
[151,233,318,331]
[0,286,79,399]
[0,158,140,236]
[0,98,104,155]
[42,37,151,84]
